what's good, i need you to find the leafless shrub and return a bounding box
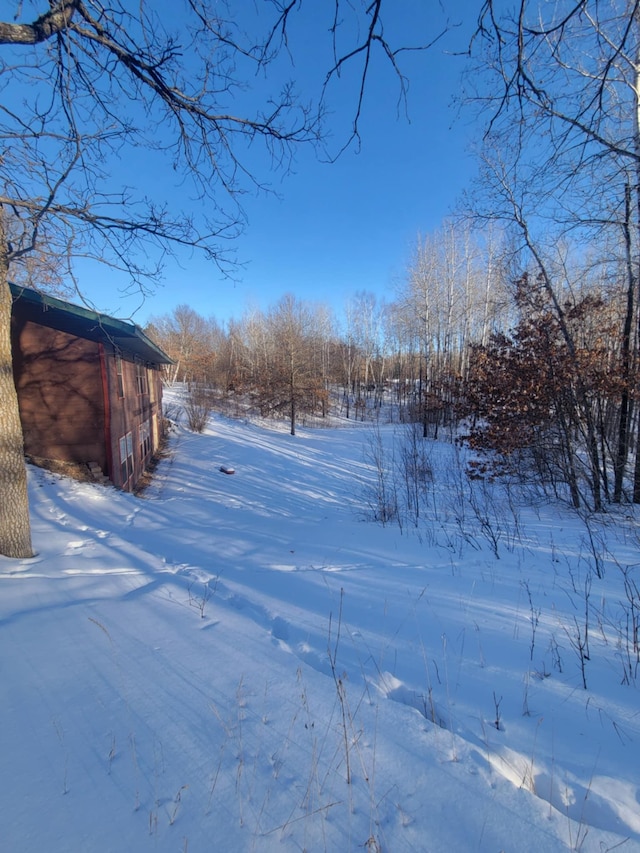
[184,384,213,433]
[396,422,433,528]
[362,424,398,526]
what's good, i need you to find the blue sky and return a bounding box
[75,3,480,328]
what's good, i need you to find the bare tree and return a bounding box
[344,291,387,417]
[0,1,448,557]
[393,222,508,436]
[339,298,362,419]
[250,295,327,435]
[0,216,32,557]
[468,1,640,506]
[146,305,220,385]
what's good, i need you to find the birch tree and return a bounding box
[395,222,507,436]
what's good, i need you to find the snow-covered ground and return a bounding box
[2,395,640,852]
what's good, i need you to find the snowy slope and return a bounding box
[1,400,639,852]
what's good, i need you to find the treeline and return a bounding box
[147,222,640,510]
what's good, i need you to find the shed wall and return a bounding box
[11,312,106,468]
[102,350,164,490]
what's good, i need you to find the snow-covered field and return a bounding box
[2,396,640,852]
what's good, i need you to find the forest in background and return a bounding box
[144,2,640,519]
[146,217,640,515]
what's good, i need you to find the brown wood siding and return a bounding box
[103,351,164,490]
[11,312,106,468]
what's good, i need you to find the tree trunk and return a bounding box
[614,183,634,502]
[289,368,296,436]
[633,28,640,503]
[0,223,35,558]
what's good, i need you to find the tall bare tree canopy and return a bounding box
[1,0,448,289]
[466,1,640,509]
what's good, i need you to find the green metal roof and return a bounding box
[10,284,173,365]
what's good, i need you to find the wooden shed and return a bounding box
[10,284,173,491]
